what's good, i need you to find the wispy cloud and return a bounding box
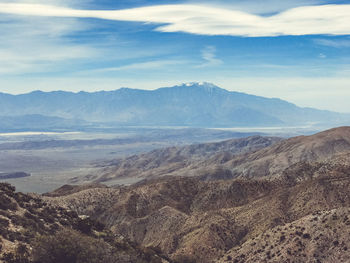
[314,38,350,48]
[0,0,98,75]
[0,1,174,75]
[0,3,350,37]
[193,0,329,15]
[90,59,187,72]
[198,46,222,67]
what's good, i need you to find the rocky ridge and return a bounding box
[92,135,281,183]
[46,156,350,262]
[0,183,169,263]
[92,127,350,183]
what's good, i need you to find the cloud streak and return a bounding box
[0,12,97,75]
[0,3,350,37]
[198,46,222,67]
[90,59,188,72]
[314,38,350,48]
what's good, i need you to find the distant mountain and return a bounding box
[0,83,349,128]
[0,172,30,180]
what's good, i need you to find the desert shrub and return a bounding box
[47,222,60,234]
[0,183,16,194]
[75,217,106,234]
[2,243,30,263]
[0,217,9,228]
[7,231,24,243]
[173,254,197,263]
[0,193,17,211]
[75,218,94,234]
[21,229,36,243]
[93,220,105,232]
[9,214,39,231]
[37,207,55,224]
[0,210,10,218]
[279,235,286,242]
[0,225,10,238]
[23,212,37,221]
[15,193,31,208]
[139,247,162,263]
[31,229,119,263]
[302,233,311,239]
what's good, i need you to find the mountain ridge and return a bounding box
[90,135,282,183]
[90,126,350,183]
[1,83,349,128]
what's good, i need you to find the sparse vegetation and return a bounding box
[31,229,118,263]
[0,183,167,263]
[2,127,350,263]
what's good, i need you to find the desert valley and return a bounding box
[0,96,350,262]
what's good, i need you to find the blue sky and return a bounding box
[0,0,349,112]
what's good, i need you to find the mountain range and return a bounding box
[1,83,349,128]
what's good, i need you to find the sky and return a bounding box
[0,0,349,112]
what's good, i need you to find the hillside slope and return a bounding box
[219,207,350,263]
[47,155,350,263]
[0,183,168,263]
[91,135,281,183]
[219,126,350,178]
[92,127,350,183]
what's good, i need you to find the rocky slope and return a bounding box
[219,126,350,178]
[0,183,169,263]
[219,207,350,263]
[3,126,350,262]
[46,153,350,262]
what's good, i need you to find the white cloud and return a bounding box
[190,0,328,15]
[0,3,350,37]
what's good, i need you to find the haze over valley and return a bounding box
[2,82,344,193]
